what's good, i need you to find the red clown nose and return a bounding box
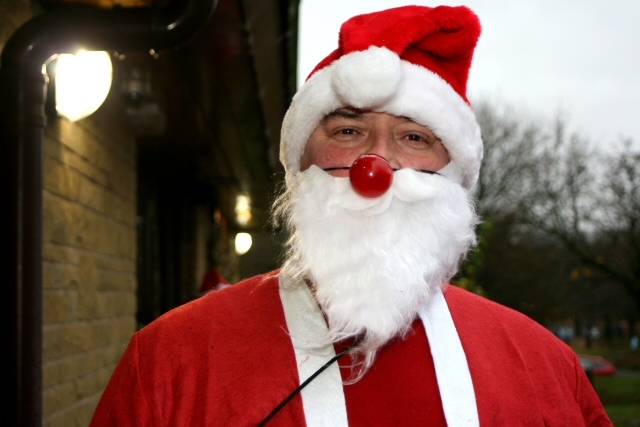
[349,154,393,198]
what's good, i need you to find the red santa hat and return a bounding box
[280,5,483,189]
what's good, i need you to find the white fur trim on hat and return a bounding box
[280,46,483,189]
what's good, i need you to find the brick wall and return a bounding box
[1,3,138,424]
[2,3,138,426]
[41,89,138,426]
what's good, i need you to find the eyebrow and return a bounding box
[323,109,418,124]
[323,109,364,121]
[398,115,416,123]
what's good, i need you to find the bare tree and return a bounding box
[474,101,548,219]
[594,140,640,316]
[474,100,640,318]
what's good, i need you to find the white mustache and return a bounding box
[302,165,439,216]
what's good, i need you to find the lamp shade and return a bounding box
[55,51,113,121]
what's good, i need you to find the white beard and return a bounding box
[274,165,478,373]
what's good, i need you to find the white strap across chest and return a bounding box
[279,275,349,427]
[279,274,479,427]
[418,289,479,427]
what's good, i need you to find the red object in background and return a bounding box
[349,154,393,198]
[199,268,230,296]
[578,354,617,376]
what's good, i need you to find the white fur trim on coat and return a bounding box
[280,46,483,189]
[279,272,350,427]
[278,272,479,426]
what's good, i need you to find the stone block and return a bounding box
[43,400,95,427]
[43,154,80,202]
[57,120,108,169]
[45,141,137,225]
[78,396,101,427]
[53,120,137,202]
[97,269,137,292]
[96,218,136,258]
[75,365,116,400]
[43,192,134,257]
[43,381,76,419]
[93,252,136,273]
[109,164,137,202]
[44,353,86,389]
[83,104,136,166]
[43,243,81,265]
[43,322,95,360]
[91,317,136,348]
[43,343,127,389]
[78,253,99,287]
[43,191,76,247]
[44,133,109,187]
[96,291,137,318]
[43,290,76,325]
[77,288,99,320]
[43,262,80,290]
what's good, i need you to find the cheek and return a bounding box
[301,144,360,171]
[426,149,450,171]
[401,143,451,171]
[431,144,452,170]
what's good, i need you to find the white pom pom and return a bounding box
[331,46,402,109]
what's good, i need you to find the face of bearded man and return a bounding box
[273,163,478,375]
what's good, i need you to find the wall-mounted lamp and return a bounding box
[235,232,252,255]
[55,50,113,121]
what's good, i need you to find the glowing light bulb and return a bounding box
[55,50,113,121]
[235,233,253,255]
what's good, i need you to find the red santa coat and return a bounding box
[90,271,611,426]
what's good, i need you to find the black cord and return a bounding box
[322,166,439,175]
[257,338,363,427]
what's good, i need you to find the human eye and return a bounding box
[402,132,434,148]
[405,133,425,142]
[322,109,367,142]
[336,127,358,136]
[328,127,361,143]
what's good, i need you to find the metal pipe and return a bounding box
[0,1,217,425]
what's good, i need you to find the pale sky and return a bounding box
[298,0,640,149]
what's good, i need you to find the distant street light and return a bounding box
[55,50,112,121]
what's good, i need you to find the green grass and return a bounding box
[593,376,640,426]
[565,339,640,424]
[594,376,640,405]
[602,404,640,427]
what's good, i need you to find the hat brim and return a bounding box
[280,47,483,189]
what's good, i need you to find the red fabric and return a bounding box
[90,272,307,427]
[308,6,481,103]
[445,285,612,426]
[336,319,447,427]
[90,271,612,426]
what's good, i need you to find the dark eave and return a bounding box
[127,0,297,230]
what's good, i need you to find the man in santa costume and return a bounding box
[90,5,612,426]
